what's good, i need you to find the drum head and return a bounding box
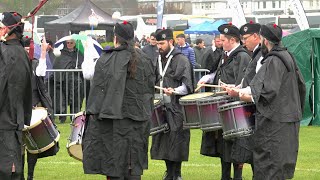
[180,92,214,101]
[30,107,48,126]
[67,143,83,161]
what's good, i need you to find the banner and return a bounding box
[157,0,165,29]
[227,0,246,28]
[289,0,310,30]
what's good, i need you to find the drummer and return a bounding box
[150,28,194,180]
[22,37,59,180]
[197,23,251,180]
[222,22,262,179]
[0,12,33,180]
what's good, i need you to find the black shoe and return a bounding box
[163,171,173,180]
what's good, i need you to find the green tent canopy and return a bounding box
[282,28,320,126]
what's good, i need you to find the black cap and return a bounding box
[260,23,282,43]
[218,23,240,39]
[155,29,173,41]
[114,21,134,40]
[0,12,24,34]
[240,22,261,35]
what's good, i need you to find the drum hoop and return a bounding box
[26,133,60,154]
[180,92,214,101]
[23,118,45,130]
[67,143,83,161]
[218,101,254,112]
[74,111,85,119]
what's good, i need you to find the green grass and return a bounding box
[27,124,320,180]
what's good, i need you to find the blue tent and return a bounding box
[184,20,227,34]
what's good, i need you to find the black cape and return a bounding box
[242,46,262,87]
[150,49,194,162]
[250,47,303,179]
[0,39,32,178]
[213,45,251,85]
[203,47,223,72]
[0,39,32,129]
[83,46,155,177]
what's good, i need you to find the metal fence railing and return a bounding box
[45,69,211,119]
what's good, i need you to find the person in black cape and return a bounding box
[198,23,251,180]
[0,12,33,180]
[150,28,194,180]
[82,21,156,180]
[239,23,305,180]
[21,37,59,180]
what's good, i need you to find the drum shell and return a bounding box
[150,100,168,135]
[67,112,86,161]
[23,108,60,154]
[179,92,214,129]
[218,101,256,139]
[197,95,231,132]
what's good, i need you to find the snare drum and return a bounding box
[197,95,231,132]
[150,100,168,135]
[218,101,256,139]
[23,107,60,154]
[179,92,214,129]
[67,111,86,161]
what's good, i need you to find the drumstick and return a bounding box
[215,91,228,94]
[194,85,202,92]
[155,86,178,94]
[197,84,222,88]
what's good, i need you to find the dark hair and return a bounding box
[150,32,156,38]
[115,35,137,79]
[176,34,185,39]
[195,38,204,45]
[224,34,240,43]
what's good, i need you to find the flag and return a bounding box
[227,0,246,28]
[290,0,309,30]
[157,0,165,29]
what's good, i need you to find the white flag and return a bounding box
[227,0,246,28]
[290,0,309,30]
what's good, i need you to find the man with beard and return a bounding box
[0,12,32,180]
[150,29,194,180]
[224,22,262,179]
[82,21,155,180]
[238,23,305,180]
[198,23,251,180]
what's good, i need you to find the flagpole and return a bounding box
[157,0,165,29]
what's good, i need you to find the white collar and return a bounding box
[253,44,259,52]
[165,46,174,59]
[226,43,240,56]
[211,46,216,52]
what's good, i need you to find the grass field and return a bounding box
[26,122,320,180]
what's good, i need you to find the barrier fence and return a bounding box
[46,69,211,119]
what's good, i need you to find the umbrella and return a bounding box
[54,34,103,56]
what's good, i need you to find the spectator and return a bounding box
[175,33,196,68]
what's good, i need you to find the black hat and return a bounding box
[114,21,134,40]
[155,29,173,41]
[0,12,23,34]
[260,23,282,43]
[218,23,240,39]
[240,21,261,35]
